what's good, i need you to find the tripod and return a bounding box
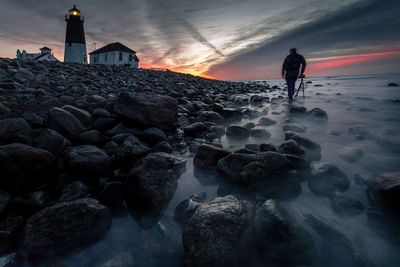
[295,77,305,98]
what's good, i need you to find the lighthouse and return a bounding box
[64,5,87,64]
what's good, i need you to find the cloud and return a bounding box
[0,0,398,79]
[206,0,400,79]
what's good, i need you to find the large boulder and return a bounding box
[329,191,364,216]
[285,132,321,161]
[174,192,207,225]
[183,122,208,137]
[252,200,316,265]
[193,144,231,168]
[114,92,178,131]
[308,162,350,196]
[47,107,85,140]
[217,152,292,185]
[182,195,250,267]
[64,145,111,177]
[0,143,54,192]
[114,136,151,171]
[0,216,24,255]
[126,152,186,210]
[37,128,70,158]
[304,214,373,267]
[62,105,92,128]
[23,198,111,256]
[0,118,31,143]
[367,172,400,215]
[226,125,250,139]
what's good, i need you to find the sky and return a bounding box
[0,0,399,80]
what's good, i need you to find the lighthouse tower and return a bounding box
[64,5,87,64]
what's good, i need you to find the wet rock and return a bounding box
[114,137,151,171]
[0,191,10,214]
[64,145,111,177]
[245,144,260,152]
[183,122,208,137]
[198,111,223,122]
[153,141,173,153]
[250,128,271,139]
[0,103,10,115]
[13,68,35,82]
[336,147,364,163]
[278,139,305,156]
[226,125,250,139]
[348,126,370,139]
[174,192,207,225]
[37,128,70,158]
[354,174,366,185]
[126,152,186,211]
[98,182,125,214]
[243,122,256,129]
[282,123,306,133]
[92,108,111,118]
[387,82,399,87]
[234,148,257,154]
[93,117,118,132]
[289,106,307,115]
[47,107,85,140]
[306,107,328,120]
[182,195,249,267]
[209,125,225,138]
[100,252,135,267]
[77,130,104,145]
[0,216,24,255]
[308,162,350,196]
[367,172,400,215]
[114,92,178,131]
[23,112,43,128]
[59,181,88,202]
[23,198,111,256]
[217,152,292,185]
[257,117,276,126]
[250,95,264,104]
[0,118,31,143]
[329,191,364,216]
[0,252,24,266]
[0,143,54,192]
[9,191,48,216]
[304,214,373,267]
[194,144,231,168]
[252,200,316,265]
[62,105,92,128]
[260,143,278,152]
[138,127,167,146]
[285,132,321,161]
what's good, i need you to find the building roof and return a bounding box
[89,42,136,55]
[40,47,51,51]
[69,5,80,13]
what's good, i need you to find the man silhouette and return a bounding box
[282,48,306,103]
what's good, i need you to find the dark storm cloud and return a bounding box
[207,0,400,79]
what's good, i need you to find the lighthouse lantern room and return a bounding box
[64,5,87,64]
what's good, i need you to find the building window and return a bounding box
[105,53,108,62]
[129,54,133,62]
[93,55,97,63]
[119,52,123,61]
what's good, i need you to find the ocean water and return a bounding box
[57,74,400,266]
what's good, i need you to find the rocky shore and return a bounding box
[0,58,399,266]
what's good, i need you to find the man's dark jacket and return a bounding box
[282,53,306,79]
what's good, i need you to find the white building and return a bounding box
[89,42,139,68]
[16,47,59,62]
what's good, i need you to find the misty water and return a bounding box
[56,74,400,266]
